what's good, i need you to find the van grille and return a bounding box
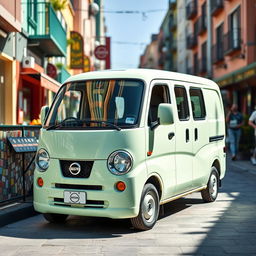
[55,183,102,190]
[52,197,105,209]
[60,160,93,178]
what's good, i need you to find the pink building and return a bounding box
[212,0,256,114]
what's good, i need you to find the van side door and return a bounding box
[173,84,193,194]
[188,87,208,188]
[145,81,176,199]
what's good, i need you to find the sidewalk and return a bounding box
[0,198,38,227]
[227,153,256,175]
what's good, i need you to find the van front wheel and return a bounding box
[201,167,219,203]
[131,183,159,231]
[43,213,68,223]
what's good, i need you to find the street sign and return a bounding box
[8,137,38,153]
[94,45,109,60]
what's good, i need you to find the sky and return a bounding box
[104,0,169,69]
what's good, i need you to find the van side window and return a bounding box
[148,85,170,125]
[189,88,206,120]
[174,86,189,120]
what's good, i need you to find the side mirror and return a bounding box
[40,106,49,124]
[158,103,174,125]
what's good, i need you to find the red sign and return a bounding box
[46,63,57,79]
[94,45,109,60]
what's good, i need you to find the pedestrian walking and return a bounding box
[248,106,256,165]
[226,104,244,160]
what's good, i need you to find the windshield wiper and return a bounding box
[46,118,121,131]
[84,120,121,131]
[46,117,79,131]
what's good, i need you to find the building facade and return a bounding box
[212,0,256,114]
[0,0,22,124]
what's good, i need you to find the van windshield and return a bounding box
[44,79,144,130]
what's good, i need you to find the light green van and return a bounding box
[34,69,226,230]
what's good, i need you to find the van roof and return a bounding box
[65,69,218,88]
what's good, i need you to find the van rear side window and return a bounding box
[174,86,190,121]
[189,88,206,120]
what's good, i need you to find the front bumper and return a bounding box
[34,159,146,219]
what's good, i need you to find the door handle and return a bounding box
[186,129,189,142]
[168,132,175,140]
[195,128,198,141]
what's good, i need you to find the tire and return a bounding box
[43,213,68,223]
[131,183,160,231]
[201,167,219,203]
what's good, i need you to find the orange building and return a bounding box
[212,0,256,114]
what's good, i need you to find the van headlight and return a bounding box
[36,148,50,171]
[107,150,133,175]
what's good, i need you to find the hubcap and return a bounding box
[142,192,156,223]
[210,174,217,198]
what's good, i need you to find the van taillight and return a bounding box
[223,146,226,153]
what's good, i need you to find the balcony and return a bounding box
[186,33,198,49]
[224,28,241,55]
[27,2,67,57]
[57,67,71,84]
[186,0,197,20]
[199,58,207,73]
[211,0,224,16]
[169,0,177,10]
[198,16,207,35]
[171,39,177,51]
[212,43,224,64]
[169,14,177,31]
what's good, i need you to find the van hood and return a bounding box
[39,128,145,160]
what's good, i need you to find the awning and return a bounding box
[21,68,61,93]
[215,62,256,88]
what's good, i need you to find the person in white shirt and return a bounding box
[249,107,256,165]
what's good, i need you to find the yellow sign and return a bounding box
[70,31,84,69]
[84,56,91,72]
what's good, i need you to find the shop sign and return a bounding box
[84,56,91,72]
[94,45,109,60]
[70,31,84,69]
[46,63,57,79]
[217,66,256,87]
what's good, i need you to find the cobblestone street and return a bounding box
[0,158,256,256]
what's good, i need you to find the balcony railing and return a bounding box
[27,2,67,56]
[169,14,177,31]
[186,0,198,20]
[212,43,224,64]
[57,67,71,84]
[211,0,224,16]
[186,33,198,49]
[198,15,207,35]
[224,28,241,55]
[199,57,207,73]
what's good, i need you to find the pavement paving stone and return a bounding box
[1,156,256,255]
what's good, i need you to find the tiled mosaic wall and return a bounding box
[0,127,41,202]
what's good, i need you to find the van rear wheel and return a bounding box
[43,213,68,223]
[201,167,219,202]
[131,183,159,231]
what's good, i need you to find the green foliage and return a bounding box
[50,0,67,11]
[55,62,64,70]
[67,38,75,46]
